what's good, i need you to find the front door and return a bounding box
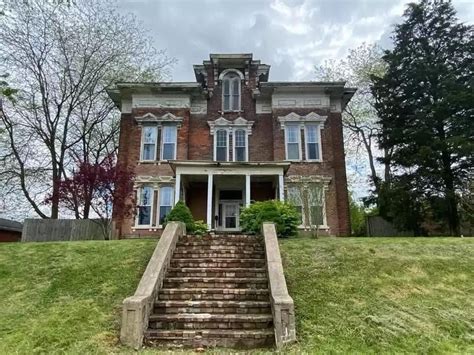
[222,202,240,231]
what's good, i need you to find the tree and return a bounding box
[50,154,134,239]
[371,0,473,235]
[315,43,389,200]
[0,0,175,219]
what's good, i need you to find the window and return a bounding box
[286,186,304,225]
[137,186,153,226]
[161,125,177,160]
[159,186,174,225]
[305,125,320,160]
[308,184,325,226]
[215,129,228,161]
[141,126,157,161]
[141,125,178,161]
[286,183,326,227]
[222,73,241,111]
[234,129,246,162]
[285,125,301,160]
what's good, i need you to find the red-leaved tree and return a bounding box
[46,154,134,238]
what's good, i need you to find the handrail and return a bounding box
[120,221,185,349]
[262,222,296,348]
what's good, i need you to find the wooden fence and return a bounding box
[21,219,111,242]
[366,216,414,237]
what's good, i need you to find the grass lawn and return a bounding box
[0,237,472,354]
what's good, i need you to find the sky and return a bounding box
[117,0,474,82]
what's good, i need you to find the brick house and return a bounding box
[108,54,355,238]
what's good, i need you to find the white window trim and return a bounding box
[140,126,158,162]
[233,129,248,162]
[304,124,323,162]
[284,125,302,161]
[214,128,230,162]
[134,186,155,228]
[157,185,175,228]
[160,125,178,161]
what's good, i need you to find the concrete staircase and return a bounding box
[144,234,274,349]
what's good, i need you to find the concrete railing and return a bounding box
[262,222,296,348]
[120,222,185,349]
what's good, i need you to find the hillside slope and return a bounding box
[0,237,472,354]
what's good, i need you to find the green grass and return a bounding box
[0,237,473,354]
[281,237,474,354]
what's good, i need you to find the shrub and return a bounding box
[165,201,195,233]
[193,220,208,236]
[240,200,300,237]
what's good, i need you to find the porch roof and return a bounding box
[169,160,291,175]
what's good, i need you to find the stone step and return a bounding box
[172,251,265,259]
[158,288,270,301]
[180,235,261,244]
[148,313,274,330]
[174,245,264,253]
[176,242,264,249]
[163,277,268,289]
[170,258,266,268]
[154,300,271,314]
[144,329,274,348]
[167,267,267,278]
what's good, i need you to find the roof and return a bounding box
[0,218,23,233]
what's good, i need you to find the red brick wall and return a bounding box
[114,64,350,237]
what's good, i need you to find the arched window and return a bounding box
[222,72,241,112]
[215,129,228,161]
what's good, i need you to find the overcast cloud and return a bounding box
[118,0,473,81]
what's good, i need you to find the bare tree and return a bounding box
[0,0,175,219]
[315,43,390,199]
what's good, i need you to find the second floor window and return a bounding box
[222,73,241,111]
[161,125,177,160]
[285,125,301,160]
[141,127,157,161]
[141,125,177,161]
[305,125,320,161]
[215,129,228,161]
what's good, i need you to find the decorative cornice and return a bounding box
[286,175,331,189]
[135,112,184,127]
[278,111,327,129]
[207,116,254,135]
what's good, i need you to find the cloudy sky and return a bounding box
[118,0,473,82]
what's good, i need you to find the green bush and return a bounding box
[193,220,208,236]
[240,200,300,237]
[165,201,196,233]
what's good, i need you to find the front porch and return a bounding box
[171,161,290,232]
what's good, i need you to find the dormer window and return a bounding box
[221,70,242,112]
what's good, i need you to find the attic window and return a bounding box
[222,71,241,112]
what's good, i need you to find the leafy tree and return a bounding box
[349,194,367,236]
[0,0,175,219]
[315,43,389,200]
[47,154,134,238]
[371,0,473,235]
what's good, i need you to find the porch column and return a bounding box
[278,174,284,201]
[245,174,251,207]
[174,173,181,205]
[207,173,213,229]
